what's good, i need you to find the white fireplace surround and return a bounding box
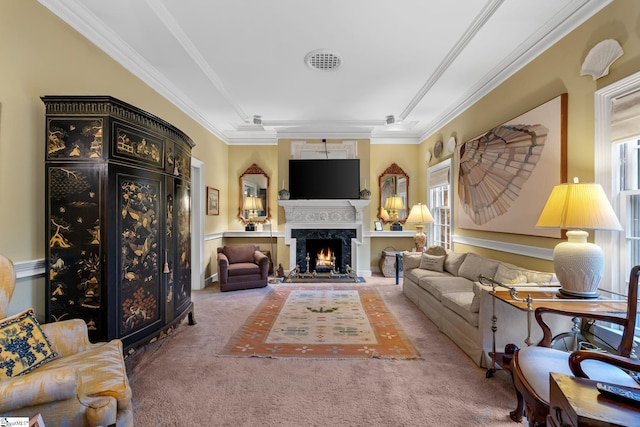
[277,199,370,274]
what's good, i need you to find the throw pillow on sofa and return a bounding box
[419,253,445,272]
[494,264,528,285]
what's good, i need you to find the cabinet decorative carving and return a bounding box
[43,96,195,352]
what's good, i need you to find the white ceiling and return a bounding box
[39,0,610,144]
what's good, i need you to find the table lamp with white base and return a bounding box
[536,177,623,298]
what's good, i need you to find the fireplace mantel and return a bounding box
[277,199,370,243]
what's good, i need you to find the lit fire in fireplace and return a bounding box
[316,247,335,270]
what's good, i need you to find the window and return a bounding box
[427,159,452,249]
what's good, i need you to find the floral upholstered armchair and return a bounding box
[0,255,133,426]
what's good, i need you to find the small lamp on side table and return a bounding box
[406,203,434,252]
[243,196,262,231]
[384,195,405,231]
[536,177,623,298]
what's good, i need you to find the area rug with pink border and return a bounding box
[219,285,421,359]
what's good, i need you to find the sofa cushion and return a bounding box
[223,245,256,264]
[417,276,473,301]
[402,252,422,271]
[471,282,492,313]
[441,292,479,327]
[0,309,57,377]
[419,254,445,272]
[444,252,467,276]
[228,262,261,277]
[494,264,528,285]
[38,339,131,406]
[458,253,500,282]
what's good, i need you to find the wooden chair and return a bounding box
[510,265,640,426]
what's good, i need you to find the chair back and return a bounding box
[617,265,640,357]
[0,255,16,318]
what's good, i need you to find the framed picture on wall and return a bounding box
[207,187,219,215]
[457,93,567,237]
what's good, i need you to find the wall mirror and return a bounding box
[378,163,409,225]
[238,163,270,226]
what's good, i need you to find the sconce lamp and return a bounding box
[384,195,405,231]
[536,177,623,298]
[406,203,435,252]
[243,196,263,231]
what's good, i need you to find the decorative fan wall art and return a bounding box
[457,94,567,237]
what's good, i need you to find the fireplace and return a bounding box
[292,230,356,273]
[277,199,370,276]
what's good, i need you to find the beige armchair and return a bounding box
[0,255,133,426]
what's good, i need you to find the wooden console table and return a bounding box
[548,373,640,426]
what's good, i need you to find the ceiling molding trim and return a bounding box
[146,0,249,123]
[38,0,229,143]
[417,0,613,142]
[399,0,505,121]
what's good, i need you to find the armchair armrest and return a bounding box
[254,251,269,278]
[217,252,229,284]
[569,350,640,379]
[41,318,92,356]
[0,366,78,412]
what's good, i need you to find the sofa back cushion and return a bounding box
[222,245,257,264]
[457,253,500,282]
[402,252,422,271]
[444,252,467,276]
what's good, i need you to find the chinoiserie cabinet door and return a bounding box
[46,164,106,343]
[173,177,191,316]
[111,166,166,346]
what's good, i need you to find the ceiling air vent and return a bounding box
[305,49,343,71]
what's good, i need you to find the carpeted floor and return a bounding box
[127,276,520,426]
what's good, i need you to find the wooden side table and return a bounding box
[548,373,640,427]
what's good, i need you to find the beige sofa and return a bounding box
[402,249,569,368]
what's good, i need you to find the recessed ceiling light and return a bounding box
[305,49,343,71]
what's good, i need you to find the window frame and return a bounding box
[426,159,452,250]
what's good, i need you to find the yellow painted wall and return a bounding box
[1,0,228,316]
[419,0,640,271]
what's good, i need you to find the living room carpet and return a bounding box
[127,276,520,426]
[219,286,420,359]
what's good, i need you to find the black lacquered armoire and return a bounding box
[43,95,195,352]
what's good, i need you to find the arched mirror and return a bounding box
[378,163,409,228]
[238,163,270,229]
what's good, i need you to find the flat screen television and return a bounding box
[289,159,360,199]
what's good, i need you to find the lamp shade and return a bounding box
[536,180,622,230]
[384,195,404,211]
[406,203,435,224]
[243,196,259,211]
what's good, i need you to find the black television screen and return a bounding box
[289,159,360,199]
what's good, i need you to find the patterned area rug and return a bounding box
[219,286,420,359]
